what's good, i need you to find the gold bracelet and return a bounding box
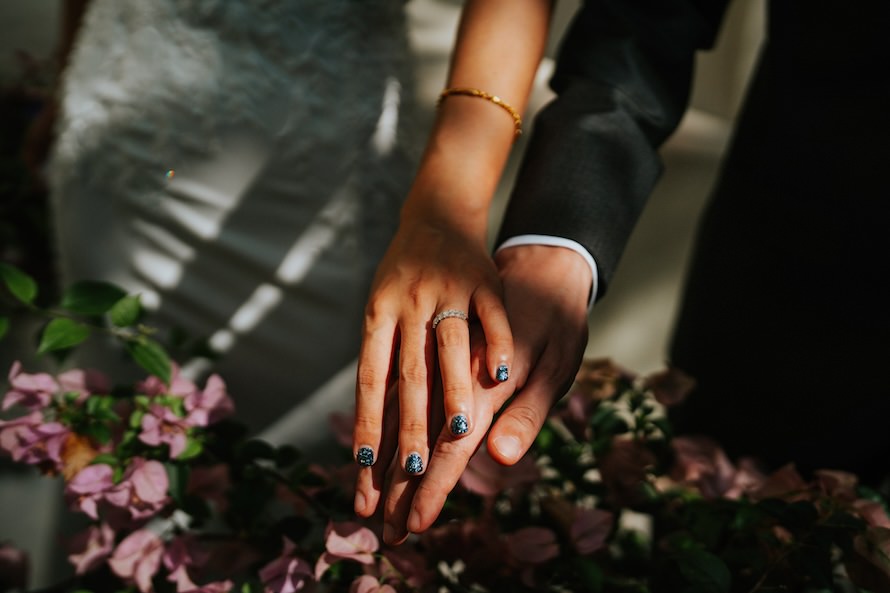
[438,87,523,139]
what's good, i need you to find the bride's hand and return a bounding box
[352,213,513,516]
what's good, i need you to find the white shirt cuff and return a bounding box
[495,234,599,310]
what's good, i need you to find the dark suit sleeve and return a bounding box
[495,0,729,299]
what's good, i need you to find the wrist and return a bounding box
[495,244,593,312]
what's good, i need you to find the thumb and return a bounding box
[487,389,551,465]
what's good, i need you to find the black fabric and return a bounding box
[669,1,890,483]
[497,0,729,296]
[497,0,890,482]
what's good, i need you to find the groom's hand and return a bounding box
[378,244,592,539]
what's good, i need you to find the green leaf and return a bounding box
[85,423,112,445]
[0,262,38,304]
[165,462,190,505]
[177,438,204,461]
[573,557,605,593]
[109,294,142,327]
[126,338,172,384]
[650,416,674,440]
[37,318,91,354]
[0,316,8,341]
[85,396,119,423]
[674,549,731,593]
[90,453,118,467]
[129,409,145,429]
[60,281,127,315]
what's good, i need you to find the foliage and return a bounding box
[1,264,890,593]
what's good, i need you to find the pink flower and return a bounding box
[259,538,313,593]
[380,548,434,590]
[854,500,890,528]
[671,436,746,499]
[66,463,115,519]
[108,529,164,593]
[349,575,396,593]
[137,364,197,398]
[139,404,191,458]
[459,446,539,497]
[163,535,232,593]
[179,581,234,593]
[420,520,504,583]
[504,527,559,565]
[0,543,29,590]
[555,389,596,441]
[3,361,58,410]
[163,535,207,590]
[851,526,890,587]
[644,367,696,407]
[504,527,559,588]
[814,469,858,501]
[749,464,809,502]
[0,411,69,469]
[571,508,614,555]
[57,368,111,403]
[105,458,169,521]
[67,523,115,575]
[315,522,378,580]
[184,375,234,427]
[573,358,631,401]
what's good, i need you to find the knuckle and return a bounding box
[413,482,448,511]
[487,334,514,352]
[399,419,427,436]
[363,298,393,329]
[356,367,385,393]
[506,403,545,433]
[442,381,471,399]
[352,414,382,436]
[473,297,503,319]
[399,363,428,387]
[432,438,471,465]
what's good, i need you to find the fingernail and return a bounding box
[405,452,423,474]
[493,435,521,461]
[383,523,395,543]
[354,490,366,513]
[496,364,509,382]
[356,446,374,467]
[450,414,469,436]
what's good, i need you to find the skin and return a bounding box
[358,245,592,543]
[353,0,554,489]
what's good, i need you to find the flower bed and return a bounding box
[2,264,890,593]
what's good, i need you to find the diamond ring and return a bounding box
[432,309,469,329]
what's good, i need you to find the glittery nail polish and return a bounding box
[356,446,374,467]
[405,452,423,474]
[496,364,509,382]
[450,414,469,436]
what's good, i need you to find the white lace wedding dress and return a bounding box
[49,0,420,439]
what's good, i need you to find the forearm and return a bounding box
[497,0,730,298]
[401,0,554,243]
